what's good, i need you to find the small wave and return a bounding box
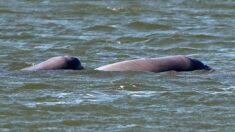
[0,8,15,13]
[81,90,124,103]
[201,2,235,10]
[127,21,171,31]
[84,25,117,32]
[164,47,201,52]
[0,33,34,40]
[125,91,157,98]
[116,36,149,44]
[188,33,221,40]
[21,83,52,90]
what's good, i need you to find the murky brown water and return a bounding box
[0,0,235,131]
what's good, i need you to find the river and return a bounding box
[0,0,235,131]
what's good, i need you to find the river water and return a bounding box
[0,0,235,131]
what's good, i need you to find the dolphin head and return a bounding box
[189,58,211,71]
[64,56,84,70]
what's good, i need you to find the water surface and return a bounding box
[0,0,235,131]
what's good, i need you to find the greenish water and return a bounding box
[0,0,235,131]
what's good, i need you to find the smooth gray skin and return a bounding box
[21,55,210,73]
[21,56,84,71]
[95,55,211,73]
